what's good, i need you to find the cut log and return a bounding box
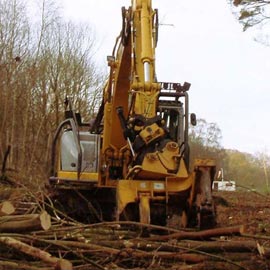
[0,211,51,232]
[0,236,72,270]
[0,201,15,216]
[39,211,51,231]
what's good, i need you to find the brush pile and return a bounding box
[0,186,269,270]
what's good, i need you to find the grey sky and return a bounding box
[61,0,270,155]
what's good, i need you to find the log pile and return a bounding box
[0,219,269,269]
[0,187,269,270]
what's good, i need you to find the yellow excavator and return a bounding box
[49,0,216,229]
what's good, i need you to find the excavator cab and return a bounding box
[157,81,192,169]
[157,104,184,144]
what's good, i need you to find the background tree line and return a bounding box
[190,118,270,193]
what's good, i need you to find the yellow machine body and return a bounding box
[49,0,216,229]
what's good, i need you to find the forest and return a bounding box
[0,0,269,193]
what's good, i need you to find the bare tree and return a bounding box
[0,0,30,171]
[25,3,104,180]
[189,118,225,168]
[0,0,104,185]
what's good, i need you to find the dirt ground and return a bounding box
[214,190,270,236]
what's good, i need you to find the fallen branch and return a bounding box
[0,260,53,270]
[241,233,270,241]
[0,236,72,270]
[149,225,246,241]
[30,239,206,263]
[80,220,185,233]
[98,238,259,254]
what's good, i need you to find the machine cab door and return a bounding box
[49,117,101,186]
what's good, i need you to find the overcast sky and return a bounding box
[59,0,270,155]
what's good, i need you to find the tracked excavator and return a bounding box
[48,0,216,229]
